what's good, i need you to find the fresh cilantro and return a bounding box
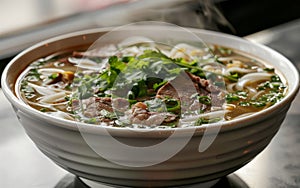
[74,50,240,105]
[133,81,148,98]
[86,118,97,124]
[108,56,127,73]
[99,109,117,119]
[153,80,167,90]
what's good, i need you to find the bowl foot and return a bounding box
[55,173,248,188]
[79,177,219,188]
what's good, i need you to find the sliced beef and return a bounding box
[156,72,213,98]
[156,71,224,113]
[186,72,210,91]
[112,97,129,112]
[130,102,177,126]
[187,71,224,108]
[156,82,178,99]
[79,97,113,118]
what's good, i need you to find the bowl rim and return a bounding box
[2,26,299,137]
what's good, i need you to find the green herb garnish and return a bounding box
[198,96,211,105]
[48,73,60,79]
[194,117,222,126]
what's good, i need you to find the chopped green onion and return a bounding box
[263,68,275,72]
[198,96,211,105]
[127,91,135,100]
[40,108,47,112]
[194,117,221,126]
[48,73,60,79]
[271,75,281,82]
[225,93,240,102]
[165,98,181,112]
[153,80,167,91]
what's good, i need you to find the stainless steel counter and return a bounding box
[1,19,300,188]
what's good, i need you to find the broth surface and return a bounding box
[17,41,287,128]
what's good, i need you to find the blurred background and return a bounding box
[1,0,300,61]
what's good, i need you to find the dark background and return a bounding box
[216,0,300,36]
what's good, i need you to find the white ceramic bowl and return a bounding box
[2,26,299,187]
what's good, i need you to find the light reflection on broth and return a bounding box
[16,40,287,128]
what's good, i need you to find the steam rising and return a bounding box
[136,0,235,33]
[200,0,235,32]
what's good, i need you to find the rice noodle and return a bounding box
[218,56,252,63]
[38,68,65,76]
[224,67,255,75]
[226,83,236,93]
[224,104,236,111]
[39,92,66,103]
[44,101,68,106]
[251,90,265,100]
[246,86,257,97]
[68,57,106,70]
[236,72,272,90]
[28,83,66,95]
[169,43,206,60]
[20,92,58,111]
[180,110,227,124]
[119,46,147,57]
[202,65,214,71]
